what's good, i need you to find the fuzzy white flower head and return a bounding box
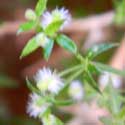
[69,80,84,101]
[99,72,122,89]
[27,93,49,118]
[36,33,49,48]
[34,67,64,94]
[41,7,71,30]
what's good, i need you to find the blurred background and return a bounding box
[0,0,124,125]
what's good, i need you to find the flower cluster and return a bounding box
[24,2,74,125]
[19,1,125,125]
[25,7,71,50]
[27,67,65,124]
[27,93,62,125]
[40,7,71,48]
[27,68,84,124]
[22,6,71,60]
[41,7,71,30]
[99,72,122,89]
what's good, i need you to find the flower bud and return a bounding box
[69,80,84,101]
[36,33,49,48]
[25,9,36,21]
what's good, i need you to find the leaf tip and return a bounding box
[17,28,23,35]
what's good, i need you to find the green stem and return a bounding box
[59,64,84,77]
[62,68,84,91]
[67,69,84,83]
[76,53,85,62]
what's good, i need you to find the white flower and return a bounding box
[36,33,49,48]
[41,11,53,29]
[27,93,49,118]
[34,67,64,94]
[99,72,122,89]
[69,80,84,101]
[41,7,71,30]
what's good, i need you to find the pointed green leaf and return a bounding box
[88,63,101,75]
[17,21,35,34]
[53,99,74,106]
[43,115,63,125]
[93,62,125,76]
[43,39,54,60]
[20,37,39,59]
[35,0,47,16]
[26,77,40,94]
[108,83,121,114]
[84,71,101,94]
[56,34,77,54]
[45,20,64,36]
[86,43,119,60]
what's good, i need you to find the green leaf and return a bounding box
[93,62,125,76]
[56,34,77,54]
[86,43,118,60]
[17,21,35,34]
[35,0,47,16]
[114,0,125,25]
[45,20,64,36]
[117,107,125,120]
[108,83,121,114]
[43,115,63,125]
[84,71,101,94]
[88,63,101,75]
[53,99,74,106]
[43,39,54,60]
[20,37,39,59]
[26,77,40,94]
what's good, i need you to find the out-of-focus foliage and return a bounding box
[0,74,18,88]
[113,0,125,25]
[98,82,125,125]
[0,117,40,125]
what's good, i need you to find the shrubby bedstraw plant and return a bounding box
[18,0,125,124]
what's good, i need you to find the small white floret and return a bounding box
[25,8,36,21]
[34,67,64,94]
[36,33,49,48]
[27,93,49,118]
[41,7,71,30]
[99,72,122,89]
[69,80,84,101]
